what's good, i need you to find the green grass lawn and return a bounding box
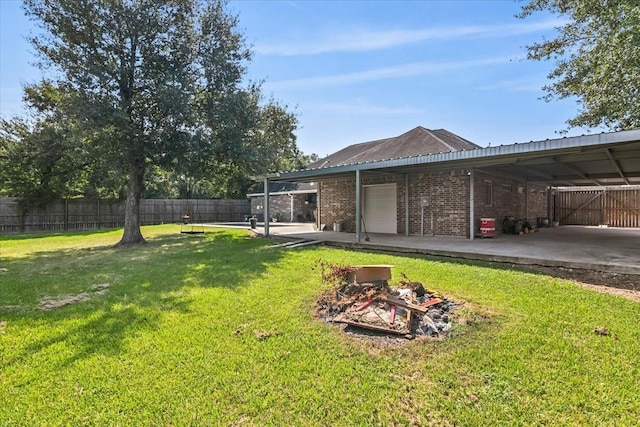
[1,225,638,426]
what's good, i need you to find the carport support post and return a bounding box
[404,174,409,236]
[525,181,528,221]
[355,169,361,243]
[289,193,294,222]
[469,169,475,240]
[264,177,270,236]
[317,184,322,230]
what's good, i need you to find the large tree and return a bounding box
[23,0,258,245]
[519,1,640,130]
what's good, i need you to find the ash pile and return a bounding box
[316,264,460,339]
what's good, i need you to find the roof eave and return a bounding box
[246,189,318,197]
[270,130,640,182]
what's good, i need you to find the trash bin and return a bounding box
[333,222,342,232]
[537,217,550,228]
[250,217,257,229]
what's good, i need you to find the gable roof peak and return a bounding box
[399,125,431,135]
[308,125,480,169]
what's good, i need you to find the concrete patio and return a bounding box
[204,222,640,275]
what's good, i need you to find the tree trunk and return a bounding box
[116,167,146,246]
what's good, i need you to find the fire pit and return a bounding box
[315,263,462,340]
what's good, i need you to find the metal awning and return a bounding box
[267,129,640,186]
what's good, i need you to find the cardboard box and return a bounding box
[347,265,393,283]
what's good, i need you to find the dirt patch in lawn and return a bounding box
[520,265,640,302]
[37,283,110,310]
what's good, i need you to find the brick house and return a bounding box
[260,126,640,241]
[247,182,317,223]
[308,127,547,237]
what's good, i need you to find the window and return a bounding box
[485,180,493,206]
[501,184,512,192]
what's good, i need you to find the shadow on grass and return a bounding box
[0,227,121,241]
[4,304,159,379]
[1,229,286,369]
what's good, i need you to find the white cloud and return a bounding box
[265,56,514,91]
[285,1,310,13]
[477,76,546,92]
[256,19,566,56]
[316,101,425,115]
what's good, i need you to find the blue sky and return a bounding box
[0,0,596,157]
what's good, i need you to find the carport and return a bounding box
[250,222,640,275]
[261,129,640,242]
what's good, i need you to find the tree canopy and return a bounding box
[520,0,640,130]
[0,82,99,203]
[5,0,305,245]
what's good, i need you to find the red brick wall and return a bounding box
[319,179,357,231]
[319,175,406,233]
[407,170,470,236]
[319,171,470,236]
[526,184,549,223]
[317,169,548,237]
[473,171,548,233]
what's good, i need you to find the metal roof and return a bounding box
[269,129,640,187]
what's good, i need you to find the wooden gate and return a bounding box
[555,186,640,227]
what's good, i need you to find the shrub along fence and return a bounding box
[0,198,250,233]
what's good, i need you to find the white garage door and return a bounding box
[363,184,397,234]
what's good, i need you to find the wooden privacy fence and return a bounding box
[0,198,250,233]
[555,186,640,227]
